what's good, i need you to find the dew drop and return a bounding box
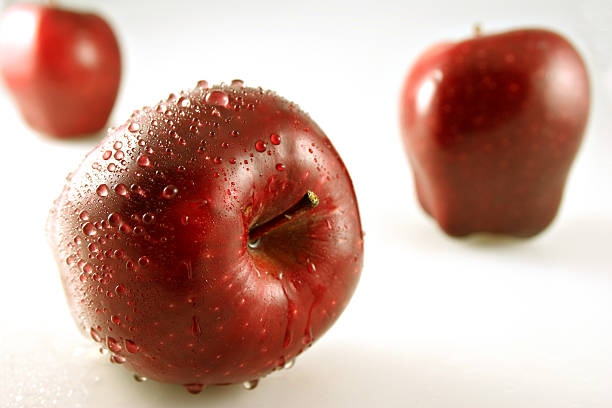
[138,256,150,266]
[107,336,122,353]
[284,358,295,369]
[270,133,281,145]
[276,163,285,171]
[128,122,140,132]
[115,183,128,196]
[115,284,127,296]
[178,97,191,108]
[126,340,140,353]
[111,315,121,325]
[96,184,109,197]
[255,140,266,152]
[108,213,123,227]
[184,383,205,394]
[142,212,155,224]
[196,80,209,89]
[113,141,123,150]
[114,150,125,160]
[79,211,90,221]
[90,327,102,342]
[134,374,148,382]
[110,355,126,364]
[205,90,229,107]
[83,223,97,236]
[247,237,261,249]
[162,185,178,199]
[243,379,259,390]
[137,155,151,168]
[102,150,112,160]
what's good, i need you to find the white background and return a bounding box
[1,0,611,407]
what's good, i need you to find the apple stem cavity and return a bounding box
[248,190,319,246]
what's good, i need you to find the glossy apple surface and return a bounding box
[400,28,590,237]
[47,81,363,391]
[0,3,120,138]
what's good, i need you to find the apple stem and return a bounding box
[248,191,319,245]
[473,23,482,37]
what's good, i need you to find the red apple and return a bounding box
[0,3,120,138]
[399,28,590,237]
[47,81,363,392]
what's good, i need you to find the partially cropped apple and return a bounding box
[400,28,590,237]
[0,3,121,138]
[47,81,363,392]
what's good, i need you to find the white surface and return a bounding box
[1,0,611,407]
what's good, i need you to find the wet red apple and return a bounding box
[400,28,590,237]
[0,3,121,138]
[47,81,363,392]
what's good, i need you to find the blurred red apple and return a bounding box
[400,28,590,237]
[0,3,121,138]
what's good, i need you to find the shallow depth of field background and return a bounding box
[0,0,611,407]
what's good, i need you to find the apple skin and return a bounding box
[0,3,120,138]
[400,28,590,237]
[47,82,363,389]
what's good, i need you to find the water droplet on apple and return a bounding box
[102,150,112,160]
[107,336,122,353]
[113,141,123,150]
[196,80,209,89]
[125,340,140,353]
[111,315,121,325]
[276,163,285,171]
[133,374,148,382]
[247,237,261,249]
[243,379,259,390]
[231,79,244,87]
[162,185,178,199]
[108,213,123,227]
[284,358,295,369]
[110,354,126,364]
[205,91,229,108]
[137,155,151,168]
[184,383,205,394]
[178,97,191,108]
[128,122,140,132]
[90,327,102,342]
[142,212,155,224]
[83,223,97,236]
[79,211,90,221]
[96,184,109,197]
[115,183,128,196]
[270,133,281,145]
[255,140,266,152]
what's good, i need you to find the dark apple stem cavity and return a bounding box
[473,23,482,37]
[247,190,319,248]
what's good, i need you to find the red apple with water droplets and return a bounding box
[47,81,363,391]
[400,28,590,237]
[0,3,120,138]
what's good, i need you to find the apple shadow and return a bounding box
[377,206,611,275]
[102,341,610,408]
[4,329,610,408]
